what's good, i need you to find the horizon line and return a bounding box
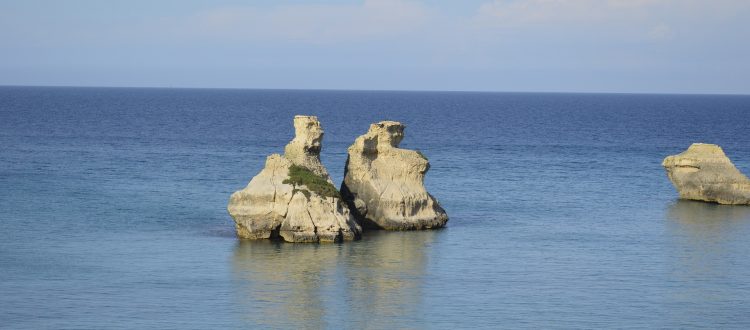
[1,84,748,97]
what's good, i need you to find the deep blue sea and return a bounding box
[2,86,750,329]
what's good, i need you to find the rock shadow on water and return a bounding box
[230,230,441,328]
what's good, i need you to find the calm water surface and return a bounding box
[1,87,750,329]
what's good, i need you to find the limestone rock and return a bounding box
[662,143,750,205]
[228,116,361,242]
[284,115,330,180]
[341,121,448,230]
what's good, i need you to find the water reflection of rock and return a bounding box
[666,199,750,264]
[231,230,439,328]
[231,240,334,328]
[341,231,437,328]
[667,200,750,228]
[666,199,750,261]
[662,200,750,327]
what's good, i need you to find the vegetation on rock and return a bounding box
[283,164,341,199]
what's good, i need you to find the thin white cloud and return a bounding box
[470,0,750,41]
[647,23,672,40]
[473,0,661,28]
[162,0,431,44]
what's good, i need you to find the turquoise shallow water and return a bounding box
[1,87,750,328]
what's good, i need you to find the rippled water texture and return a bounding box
[2,87,750,328]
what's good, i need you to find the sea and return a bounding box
[1,86,750,329]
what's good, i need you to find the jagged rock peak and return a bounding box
[366,121,405,149]
[662,143,750,205]
[283,115,330,180]
[227,116,361,242]
[341,121,448,230]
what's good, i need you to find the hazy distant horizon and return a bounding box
[3,84,750,97]
[2,0,749,94]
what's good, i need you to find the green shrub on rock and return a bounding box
[283,164,341,199]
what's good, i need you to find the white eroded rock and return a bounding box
[227,116,361,242]
[284,115,330,180]
[662,143,750,205]
[341,121,448,230]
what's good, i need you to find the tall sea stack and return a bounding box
[341,121,448,230]
[228,116,362,242]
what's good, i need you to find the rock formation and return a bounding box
[228,115,362,242]
[283,116,329,179]
[341,121,448,230]
[662,143,750,205]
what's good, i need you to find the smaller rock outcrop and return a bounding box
[228,115,361,242]
[341,121,448,230]
[662,143,750,205]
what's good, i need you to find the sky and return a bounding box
[1,0,749,94]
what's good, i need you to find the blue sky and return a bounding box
[1,0,749,94]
